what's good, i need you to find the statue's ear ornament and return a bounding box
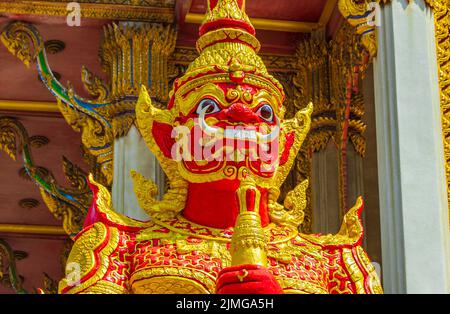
[135,86,189,219]
[268,179,309,228]
[131,170,186,221]
[136,85,174,126]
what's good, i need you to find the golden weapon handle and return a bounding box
[230,177,268,267]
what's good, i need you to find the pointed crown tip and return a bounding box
[200,0,254,37]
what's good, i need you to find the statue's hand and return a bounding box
[216,264,283,294]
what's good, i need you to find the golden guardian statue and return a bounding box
[59,0,383,294]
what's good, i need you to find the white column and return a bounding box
[112,124,165,221]
[312,143,366,240]
[346,145,367,247]
[374,0,450,293]
[312,141,340,234]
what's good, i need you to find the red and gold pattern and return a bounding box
[59,0,382,294]
[59,180,382,294]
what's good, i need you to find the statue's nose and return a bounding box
[225,103,260,124]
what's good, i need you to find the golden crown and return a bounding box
[169,0,285,109]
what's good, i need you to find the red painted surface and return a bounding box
[217,264,283,294]
[183,180,270,229]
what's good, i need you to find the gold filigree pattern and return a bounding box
[101,22,177,103]
[170,47,297,73]
[0,0,175,23]
[0,239,28,294]
[81,66,109,102]
[277,277,328,294]
[274,104,313,191]
[290,28,369,229]
[62,156,89,192]
[430,0,450,225]
[135,88,188,219]
[39,188,86,236]
[0,20,44,67]
[204,0,250,25]
[0,117,90,236]
[88,175,152,229]
[58,222,121,294]
[338,0,378,57]
[59,183,381,294]
[301,197,364,247]
[342,248,365,293]
[56,98,115,184]
[1,20,177,186]
[130,170,159,210]
[81,281,128,294]
[270,180,308,229]
[338,0,434,58]
[41,273,58,294]
[354,246,383,293]
[131,268,214,294]
[136,214,297,246]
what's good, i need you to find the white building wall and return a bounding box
[374,0,450,293]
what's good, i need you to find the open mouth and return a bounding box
[171,105,283,178]
[198,105,280,144]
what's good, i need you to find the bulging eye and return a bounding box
[196,98,221,115]
[256,104,274,122]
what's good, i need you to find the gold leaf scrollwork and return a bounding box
[135,86,189,220]
[203,0,250,25]
[39,189,86,236]
[62,156,89,192]
[0,239,28,294]
[0,127,18,160]
[130,170,187,221]
[38,155,92,236]
[302,197,364,247]
[81,66,110,102]
[0,1,176,23]
[338,0,378,58]
[2,21,177,187]
[130,170,159,211]
[0,21,44,67]
[0,117,90,237]
[338,0,435,58]
[41,273,58,294]
[431,0,450,226]
[58,222,121,294]
[270,179,308,228]
[56,98,114,185]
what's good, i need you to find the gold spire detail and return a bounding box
[202,0,251,28]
